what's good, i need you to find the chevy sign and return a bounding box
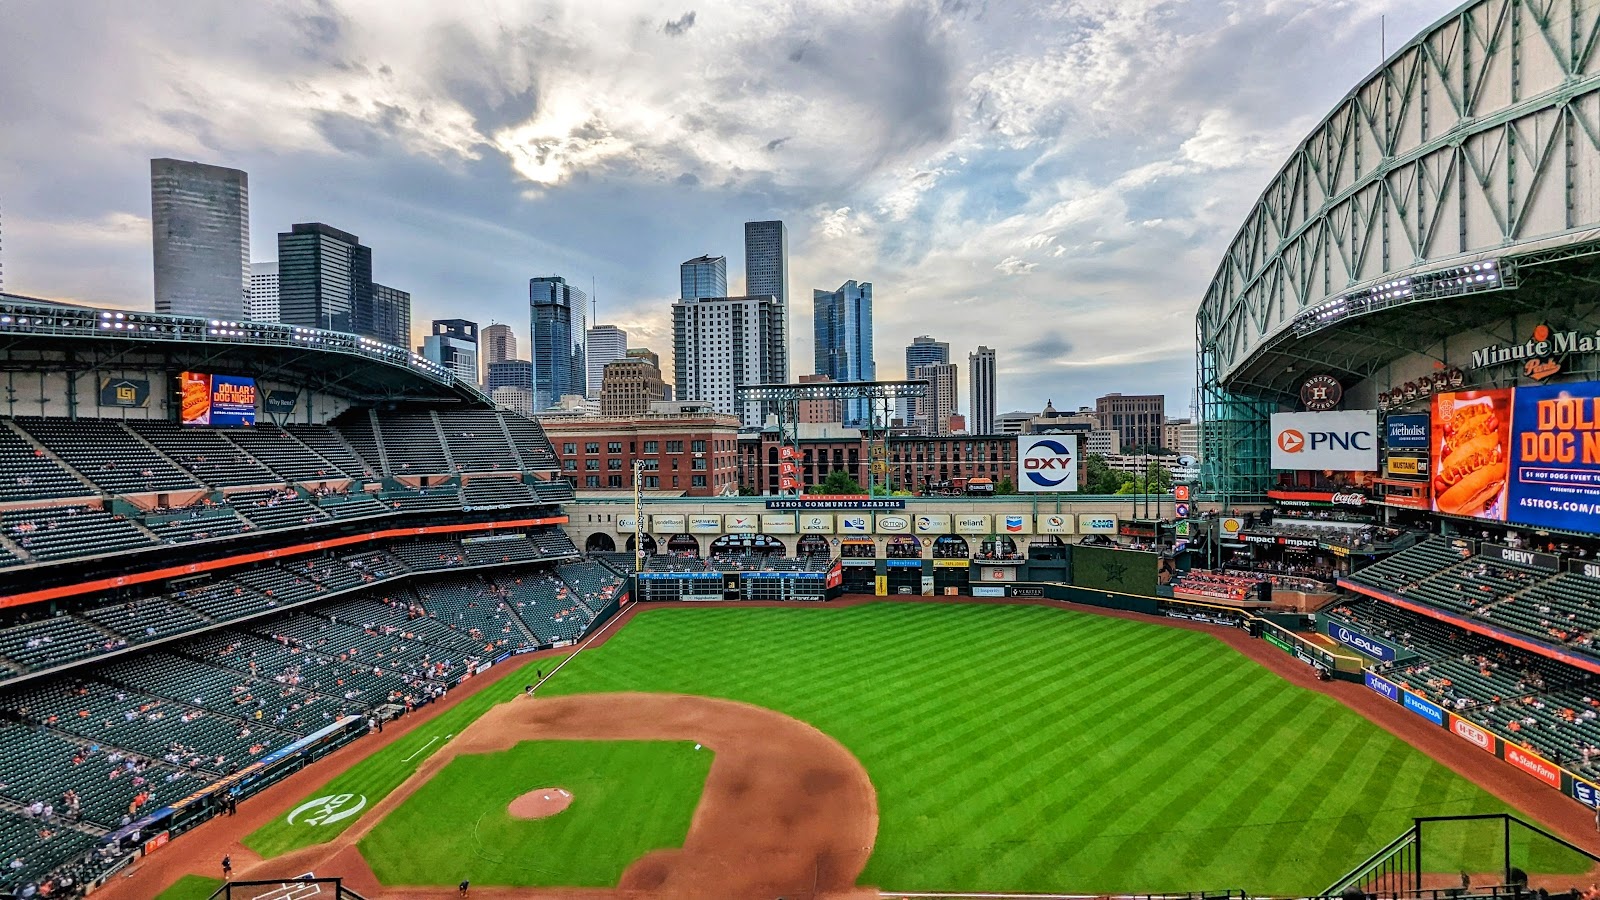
[1269,410,1379,471]
[1018,435,1079,492]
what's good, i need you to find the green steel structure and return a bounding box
[1197,0,1600,503]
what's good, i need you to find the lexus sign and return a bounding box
[1269,410,1378,472]
[1018,435,1079,492]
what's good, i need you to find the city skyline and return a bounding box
[0,1,1454,416]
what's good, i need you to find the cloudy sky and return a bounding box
[0,0,1453,418]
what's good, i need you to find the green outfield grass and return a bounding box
[153,875,223,900]
[243,655,563,858]
[359,740,711,887]
[532,602,1586,893]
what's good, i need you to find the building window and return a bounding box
[692,458,706,470]
[607,442,622,453]
[563,442,576,455]
[562,460,577,471]
[585,459,599,471]
[585,442,600,454]
[644,441,659,453]
[608,474,623,488]
[692,475,707,487]
[644,475,659,488]
[673,476,680,487]
[608,458,623,470]
[585,475,600,487]
[667,441,684,453]
[692,440,707,453]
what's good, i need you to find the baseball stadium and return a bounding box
[11,2,1600,899]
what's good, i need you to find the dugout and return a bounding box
[932,558,968,594]
[884,558,922,594]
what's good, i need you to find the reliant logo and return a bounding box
[286,793,367,826]
[1277,430,1305,453]
[1022,439,1075,488]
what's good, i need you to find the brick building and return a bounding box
[1095,392,1166,452]
[542,412,742,496]
[738,428,1018,495]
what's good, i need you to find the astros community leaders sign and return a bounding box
[1017,435,1079,492]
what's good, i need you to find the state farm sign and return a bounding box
[1017,436,1079,492]
[1269,410,1378,471]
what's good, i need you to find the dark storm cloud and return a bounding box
[764,137,791,151]
[1015,332,1073,361]
[662,11,697,36]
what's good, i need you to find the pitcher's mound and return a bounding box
[507,787,572,820]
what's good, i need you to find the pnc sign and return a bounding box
[1017,435,1079,492]
[1269,410,1379,471]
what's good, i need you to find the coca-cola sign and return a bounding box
[1330,492,1368,507]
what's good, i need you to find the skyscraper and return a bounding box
[680,255,727,300]
[672,294,787,427]
[277,223,371,334]
[423,319,479,385]
[530,276,587,410]
[813,280,875,426]
[744,220,788,307]
[247,261,279,323]
[914,361,959,435]
[366,284,411,348]
[969,346,997,434]
[150,159,249,319]
[482,323,517,364]
[903,335,949,427]
[585,324,628,399]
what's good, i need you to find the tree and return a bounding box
[995,476,1016,495]
[808,469,864,495]
[1084,454,1134,494]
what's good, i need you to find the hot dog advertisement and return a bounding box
[1430,388,1512,519]
[1423,381,1600,532]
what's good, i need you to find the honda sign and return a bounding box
[1269,410,1379,471]
[1017,435,1079,492]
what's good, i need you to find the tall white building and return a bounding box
[247,261,279,323]
[672,295,788,427]
[969,345,996,434]
[151,158,250,319]
[585,324,628,399]
[913,361,958,435]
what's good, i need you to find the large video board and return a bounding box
[1431,381,1600,532]
[181,372,257,427]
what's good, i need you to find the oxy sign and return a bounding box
[1018,435,1079,492]
[1269,410,1379,471]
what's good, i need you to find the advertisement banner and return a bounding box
[1270,410,1379,471]
[837,514,872,534]
[1365,671,1401,702]
[761,514,796,534]
[999,514,1032,535]
[972,586,1006,597]
[1574,778,1600,809]
[180,371,213,425]
[1431,388,1513,520]
[1018,435,1079,492]
[1386,413,1430,449]
[765,497,905,510]
[723,514,759,533]
[1505,744,1563,788]
[264,389,297,415]
[651,514,686,533]
[1449,714,1499,755]
[1078,514,1118,534]
[932,559,968,568]
[875,514,911,534]
[799,514,833,533]
[1401,690,1446,727]
[205,374,257,427]
[688,514,723,533]
[1220,516,1244,537]
[1325,621,1398,661]
[1386,455,1429,479]
[954,514,991,534]
[1481,542,1559,572]
[1507,381,1600,532]
[914,514,951,535]
[98,377,150,409]
[1037,513,1074,534]
[613,515,638,533]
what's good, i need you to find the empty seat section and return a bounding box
[532,478,575,502]
[492,571,592,644]
[145,503,247,544]
[381,486,462,513]
[316,491,390,520]
[373,413,449,473]
[286,423,378,480]
[124,421,277,486]
[80,597,208,646]
[411,576,538,654]
[5,505,154,561]
[499,411,560,470]
[224,426,357,481]
[0,426,90,500]
[329,414,387,477]
[15,417,200,494]
[462,477,535,506]
[229,488,329,531]
[0,614,123,670]
[437,410,522,471]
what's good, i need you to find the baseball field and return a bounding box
[223,600,1587,896]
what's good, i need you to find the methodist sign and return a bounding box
[1017,435,1079,492]
[1270,410,1378,471]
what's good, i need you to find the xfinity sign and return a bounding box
[1269,410,1378,471]
[1018,435,1079,492]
